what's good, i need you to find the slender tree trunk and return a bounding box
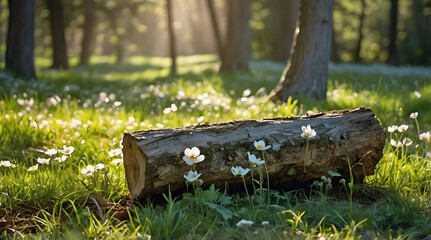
[79,0,96,65]
[206,0,224,60]
[47,0,68,69]
[166,0,176,76]
[271,0,300,63]
[386,0,399,65]
[107,14,124,64]
[330,25,339,62]
[5,0,36,79]
[354,0,366,62]
[219,0,251,73]
[269,0,334,102]
[188,0,205,54]
[0,1,4,65]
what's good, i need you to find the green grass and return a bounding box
[1,55,431,239]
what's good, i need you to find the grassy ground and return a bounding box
[1,55,431,239]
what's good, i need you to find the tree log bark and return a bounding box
[123,107,385,200]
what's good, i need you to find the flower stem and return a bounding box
[242,176,253,208]
[261,151,270,204]
[303,140,309,173]
[415,118,420,136]
[249,163,256,192]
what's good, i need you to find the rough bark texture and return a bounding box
[269,0,334,102]
[206,0,224,60]
[5,0,36,79]
[218,0,251,73]
[47,0,68,70]
[166,0,176,76]
[269,0,299,63]
[386,0,399,65]
[123,107,385,200]
[79,0,96,65]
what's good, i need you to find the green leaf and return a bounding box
[328,170,341,177]
[203,202,236,220]
[288,168,295,175]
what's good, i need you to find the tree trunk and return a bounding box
[107,13,124,64]
[5,0,36,79]
[330,23,339,62]
[0,1,5,65]
[269,0,334,102]
[270,0,300,63]
[206,0,224,61]
[354,0,366,62]
[386,0,399,65]
[218,0,251,73]
[123,107,385,200]
[79,0,96,65]
[166,0,176,76]
[47,0,68,70]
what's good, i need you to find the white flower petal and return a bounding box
[191,147,200,157]
[262,145,271,150]
[184,148,192,157]
[183,156,193,165]
[96,163,105,170]
[231,167,237,175]
[195,155,205,163]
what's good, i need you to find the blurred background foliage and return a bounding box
[0,0,430,66]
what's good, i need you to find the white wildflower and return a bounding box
[184,170,202,182]
[419,132,430,141]
[183,147,205,165]
[0,161,12,168]
[236,219,254,227]
[402,138,413,146]
[247,152,264,166]
[390,139,403,148]
[231,166,250,176]
[44,148,58,156]
[108,148,122,157]
[95,163,105,170]
[28,164,39,172]
[398,124,408,132]
[60,146,75,155]
[81,165,96,176]
[37,157,50,165]
[301,125,317,139]
[387,125,398,133]
[54,155,68,162]
[254,140,271,151]
[112,158,123,165]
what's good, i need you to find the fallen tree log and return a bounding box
[123,107,386,200]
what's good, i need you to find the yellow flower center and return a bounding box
[190,154,196,158]
[191,174,196,178]
[257,145,263,149]
[238,170,242,174]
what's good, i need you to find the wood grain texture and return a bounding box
[123,107,385,200]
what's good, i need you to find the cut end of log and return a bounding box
[123,107,386,200]
[122,133,147,199]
